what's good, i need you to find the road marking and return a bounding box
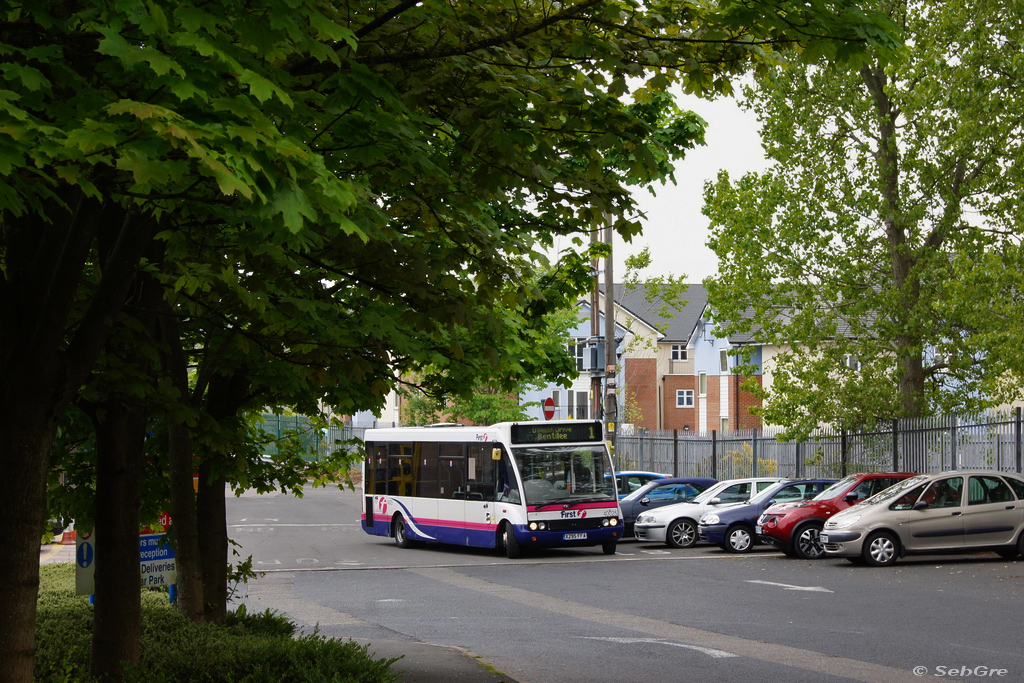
[408,566,924,683]
[745,580,833,593]
[39,544,65,563]
[577,636,736,659]
[257,559,281,565]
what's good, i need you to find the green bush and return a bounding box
[35,564,398,683]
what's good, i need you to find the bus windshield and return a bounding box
[514,445,617,506]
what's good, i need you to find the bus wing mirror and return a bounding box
[492,448,502,460]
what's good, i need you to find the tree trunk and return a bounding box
[0,419,54,683]
[0,193,154,683]
[197,463,229,622]
[197,372,251,622]
[89,403,145,682]
[861,64,927,419]
[156,305,205,621]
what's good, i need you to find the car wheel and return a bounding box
[724,525,754,553]
[503,522,521,559]
[602,541,617,555]
[793,522,825,559]
[393,516,412,549]
[862,531,899,567]
[666,519,697,548]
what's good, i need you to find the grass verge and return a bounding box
[36,564,398,683]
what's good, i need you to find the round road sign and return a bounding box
[543,397,555,420]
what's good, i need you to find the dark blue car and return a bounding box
[697,479,836,553]
[620,477,718,536]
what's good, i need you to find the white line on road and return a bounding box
[577,636,737,659]
[410,567,923,683]
[745,580,833,593]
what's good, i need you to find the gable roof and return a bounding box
[599,283,710,344]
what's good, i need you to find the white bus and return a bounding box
[361,420,623,558]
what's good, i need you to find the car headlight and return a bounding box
[830,514,861,529]
[702,514,720,525]
[636,514,654,525]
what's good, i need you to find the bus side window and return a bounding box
[466,444,496,502]
[373,445,388,495]
[439,443,465,498]
[417,442,439,498]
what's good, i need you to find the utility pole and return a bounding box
[591,225,602,422]
[603,217,617,458]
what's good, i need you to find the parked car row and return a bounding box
[627,469,1024,567]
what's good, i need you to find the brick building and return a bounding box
[602,283,763,434]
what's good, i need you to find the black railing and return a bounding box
[615,409,1024,478]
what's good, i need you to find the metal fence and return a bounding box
[615,409,1024,479]
[257,414,366,461]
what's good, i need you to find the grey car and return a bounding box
[821,470,1024,566]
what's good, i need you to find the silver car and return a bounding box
[821,470,1024,566]
[634,477,786,548]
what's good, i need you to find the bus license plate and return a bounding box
[563,532,587,540]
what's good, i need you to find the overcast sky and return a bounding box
[551,92,770,285]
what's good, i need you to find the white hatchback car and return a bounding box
[634,477,786,548]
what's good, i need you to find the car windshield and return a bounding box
[692,481,731,504]
[813,474,860,501]
[513,445,618,506]
[749,483,788,505]
[621,482,658,503]
[860,475,929,505]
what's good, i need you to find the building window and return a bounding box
[577,391,589,419]
[721,417,730,433]
[720,349,729,373]
[568,341,586,371]
[676,390,694,408]
[698,372,707,396]
[566,390,590,419]
[842,354,861,371]
[671,344,688,361]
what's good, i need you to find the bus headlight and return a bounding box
[602,517,619,527]
[529,521,548,531]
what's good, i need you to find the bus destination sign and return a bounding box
[510,421,603,444]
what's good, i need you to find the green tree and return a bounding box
[704,0,1024,437]
[400,299,582,425]
[2,1,901,681]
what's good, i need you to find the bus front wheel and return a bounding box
[503,522,521,559]
[601,540,617,555]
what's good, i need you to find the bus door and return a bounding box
[438,444,467,545]
[413,442,439,536]
[464,444,498,546]
[366,444,388,532]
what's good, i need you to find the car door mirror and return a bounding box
[640,497,651,505]
[709,497,722,504]
[912,500,929,511]
[844,491,859,502]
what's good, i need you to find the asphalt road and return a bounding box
[229,485,1024,683]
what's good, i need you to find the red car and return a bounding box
[756,472,917,559]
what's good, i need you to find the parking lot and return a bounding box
[229,485,1024,683]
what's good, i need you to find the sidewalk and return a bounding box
[38,543,521,683]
